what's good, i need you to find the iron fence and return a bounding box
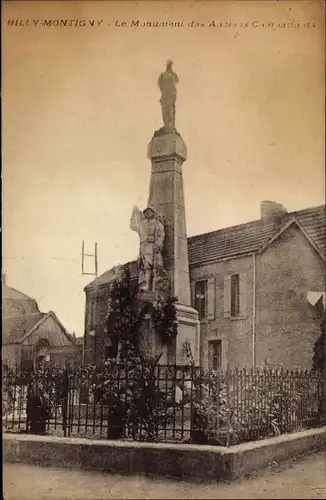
[2,364,324,446]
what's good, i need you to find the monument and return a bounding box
[131,60,200,365]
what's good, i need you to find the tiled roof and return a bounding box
[85,205,325,290]
[3,313,45,343]
[188,205,325,265]
[2,284,36,301]
[85,263,136,289]
[2,284,40,317]
[294,205,325,255]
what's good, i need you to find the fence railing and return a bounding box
[2,364,324,446]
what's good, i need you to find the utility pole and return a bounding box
[81,241,98,277]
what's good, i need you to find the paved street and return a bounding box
[4,452,326,499]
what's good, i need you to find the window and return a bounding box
[230,274,240,317]
[224,273,246,319]
[195,281,207,320]
[209,340,222,371]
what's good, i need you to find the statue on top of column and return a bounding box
[158,60,179,134]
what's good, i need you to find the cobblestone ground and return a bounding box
[4,451,326,500]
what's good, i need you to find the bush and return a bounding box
[194,368,322,445]
[104,267,179,360]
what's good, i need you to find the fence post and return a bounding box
[190,366,208,444]
[62,368,69,436]
[321,314,326,422]
[279,368,284,434]
[226,367,231,447]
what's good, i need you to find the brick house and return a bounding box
[83,202,325,370]
[2,282,81,369]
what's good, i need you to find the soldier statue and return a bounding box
[130,205,165,292]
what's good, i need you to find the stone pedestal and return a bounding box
[147,129,200,366]
[175,304,200,365]
[136,290,172,365]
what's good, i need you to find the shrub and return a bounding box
[105,267,179,360]
[194,368,322,445]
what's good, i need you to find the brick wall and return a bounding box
[255,224,325,369]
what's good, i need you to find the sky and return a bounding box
[2,0,325,336]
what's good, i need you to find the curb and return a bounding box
[4,427,326,480]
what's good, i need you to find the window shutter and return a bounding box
[190,282,195,309]
[224,275,231,318]
[239,272,247,317]
[207,277,215,320]
[208,342,214,371]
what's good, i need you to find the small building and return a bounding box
[188,202,325,371]
[83,202,325,371]
[2,282,81,369]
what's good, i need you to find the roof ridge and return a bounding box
[289,204,325,215]
[3,312,45,321]
[188,204,325,241]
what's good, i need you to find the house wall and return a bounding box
[189,255,254,370]
[255,225,325,369]
[2,344,21,368]
[84,287,111,365]
[22,316,74,347]
[3,315,81,369]
[18,344,81,367]
[48,346,81,367]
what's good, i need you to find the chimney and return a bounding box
[260,201,288,222]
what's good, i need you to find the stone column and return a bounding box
[147,130,200,365]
